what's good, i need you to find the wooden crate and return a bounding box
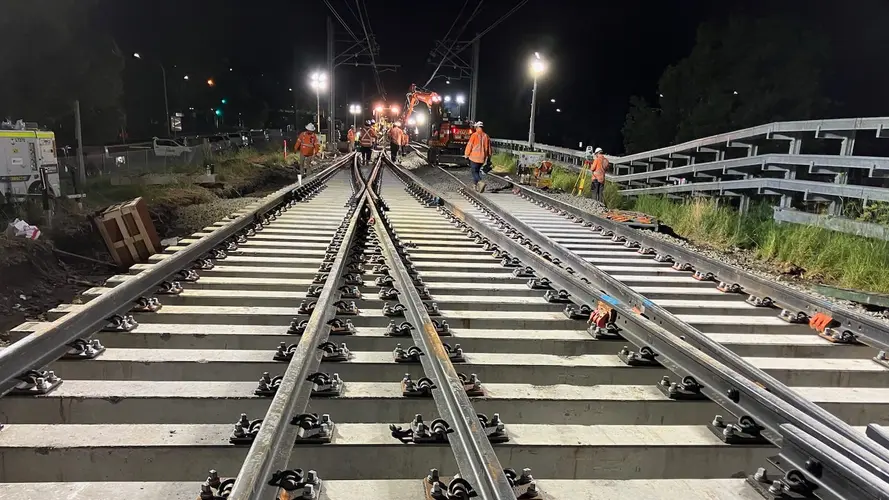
[92,197,161,267]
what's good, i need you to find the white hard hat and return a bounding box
[594,147,603,154]
[395,122,402,127]
[474,121,484,127]
[305,123,316,132]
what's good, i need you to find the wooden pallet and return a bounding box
[92,197,160,267]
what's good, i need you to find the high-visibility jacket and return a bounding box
[358,127,375,147]
[296,131,319,157]
[388,126,404,145]
[347,129,355,142]
[591,154,609,183]
[400,130,409,146]
[464,130,492,164]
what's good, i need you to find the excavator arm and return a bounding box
[402,83,442,125]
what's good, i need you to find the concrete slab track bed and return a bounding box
[0,151,888,499]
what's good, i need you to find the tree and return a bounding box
[623,14,831,153]
[0,0,124,143]
[622,96,671,153]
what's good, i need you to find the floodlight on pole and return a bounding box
[528,52,547,147]
[133,52,171,137]
[349,104,361,129]
[456,94,466,118]
[309,71,328,134]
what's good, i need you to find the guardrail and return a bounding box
[494,117,889,236]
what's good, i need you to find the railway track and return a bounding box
[0,149,886,499]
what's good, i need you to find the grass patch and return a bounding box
[632,196,889,293]
[491,152,517,174]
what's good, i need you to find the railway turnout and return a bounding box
[0,151,888,499]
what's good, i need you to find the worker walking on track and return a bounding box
[464,121,492,192]
[388,122,404,162]
[590,147,609,203]
[347,125,355,153]
[400,127,410,157]
[295,123,319,185]
[358,120,375,166]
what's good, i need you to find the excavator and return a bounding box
[402,83,473,166]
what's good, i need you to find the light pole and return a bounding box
[310,71,327,134]
[349,104,360,129]
[528,52,546,147]
[456,94,466,119]
[133,53,171,137]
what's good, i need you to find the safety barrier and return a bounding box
[494,117,889,236]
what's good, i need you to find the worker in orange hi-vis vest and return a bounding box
[399,127,410,157]
[347,125,356,153]
[295,123,319,185]
[464,121,492,192]
[387,122,404,162]
[590,147,609,203]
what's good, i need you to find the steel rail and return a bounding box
[500,179,889,352]
[372,157,515,499]
[436,167,889,465]
[385,162,889,494]
[228,156,367,499]
[0,155,353,398]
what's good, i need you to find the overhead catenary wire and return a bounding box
[424,0,483,88]
[464,0,528,45]
[355,0,386,98]
[323,0,361,42]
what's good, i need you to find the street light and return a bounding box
[550,98,556,103]
[133,52,171,137]
[390,105,400,115]
[183,75,189,81]
[207,78,215,87]
[456,94,465,118]
[349,104,361,129]
[309,71,327,134]
[444,95,452,103]
[528,52,547,147]
[556,108,561,113]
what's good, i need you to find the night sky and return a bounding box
[99,0,889,153]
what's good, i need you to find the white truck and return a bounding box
[0,127,61,203]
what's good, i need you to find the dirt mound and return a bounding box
[0,237,104,341]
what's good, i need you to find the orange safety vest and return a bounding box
[464,130,491,164]
[400,130,409,146]
[296,131,318,157]
[347,129,355,142]
[359,127,374,147]
[592,155,609,183]
[388,127,404,145]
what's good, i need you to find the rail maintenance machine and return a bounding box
[401,84,473,167]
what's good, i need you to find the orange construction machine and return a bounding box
[402,83,473,166]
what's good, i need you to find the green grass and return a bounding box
[491,152,517,174]
[632,196,889,293]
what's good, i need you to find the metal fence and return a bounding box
[493,117,889,239]
[55,130,288,193]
